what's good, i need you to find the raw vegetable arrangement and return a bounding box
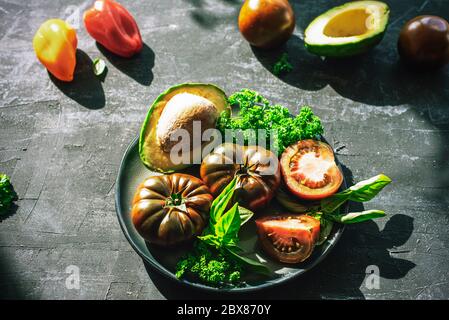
[29,0,447,291]
[129,83,392,288]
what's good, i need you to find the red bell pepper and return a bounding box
[83,0,143,58]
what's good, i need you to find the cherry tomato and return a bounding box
[398,15,449,69]
[255,215,320,264]
[280,140,343,200]
[238,0,295,49]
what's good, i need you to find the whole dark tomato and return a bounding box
[398,15,449,68]
[280,140,343,201]
[200,143,281,212]
[255,214,320,264]
[131,173,213,246]
[238,0,295,49]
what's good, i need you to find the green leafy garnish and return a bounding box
[0,173,17,216]
[175,242,243,286]
[176,177,269,287]
[304,174,392,244]
[330,209,386,224]
[273,53,293,76]
[217,89,323,154]
[320,174,392,214]
[93,58,107,77]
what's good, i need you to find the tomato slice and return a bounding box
[280,140,343,200]
[255,215,320,264]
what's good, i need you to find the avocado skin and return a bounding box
[305,31,386,57]
[304,1,389,58]
[139,83,229,172]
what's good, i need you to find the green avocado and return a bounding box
[304,1,389,57]
[139,83,229,172]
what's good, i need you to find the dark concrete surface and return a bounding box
[0,0,448,300]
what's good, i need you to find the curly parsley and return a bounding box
[273,53,293,76]
[0,173,17,216]
[217,89,324,154]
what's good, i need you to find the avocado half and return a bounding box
[139,83,229,173]
[304,1,390,57]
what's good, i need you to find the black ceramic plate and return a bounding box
[115,136,347,293]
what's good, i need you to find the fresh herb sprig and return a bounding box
[217,89,323,154]
[273,53,293,76]
[176,176,270,287]
[309,174,392,243]
[0,173,17,216]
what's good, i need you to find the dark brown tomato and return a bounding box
[131,173,213,246]
[200,143,281,212]
[255,215,320,264]
[398,15,449,68]
[238,0,295,49]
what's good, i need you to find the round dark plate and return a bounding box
[115,136,347,293]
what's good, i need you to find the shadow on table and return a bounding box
[252,34,449,110]
[184,0,240,30]
[0,203,26,299]
[144,166,415,299]
[51,49,105,110]
[97,42,155,86]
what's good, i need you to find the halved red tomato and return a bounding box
[280,140,343,200]
[255,215,320,264]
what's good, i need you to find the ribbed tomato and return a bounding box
[200,143,281,212]
[131,173,213,246]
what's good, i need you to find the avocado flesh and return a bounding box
[305,1,390,57]
[139,83,229,173]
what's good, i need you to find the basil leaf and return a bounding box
[210,176,237,226]
[225,247,271,276]
[331,209,385,224]
[197,234,222,248]
[347,174,392,202]
[238,206,254,225]
[308,212,333,245]
[216,203,241,244]
[93,58,107,77]
[321,174,391,213]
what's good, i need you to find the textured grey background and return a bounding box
[0,0,448,299]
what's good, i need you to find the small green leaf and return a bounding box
[308,212,333,245]
[225,247,271,276]
[216,203,241,244]
[348,174,392,202]
[331,209,386,224]
[273,53,293,76]
[210,176,237,226]
[197,234,222,248]
[93,58,107,77]
[321,174,392,214]
[238,206,254,225]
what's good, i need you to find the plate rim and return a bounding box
[115,135,346,293]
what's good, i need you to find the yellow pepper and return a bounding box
[33,19,77,82]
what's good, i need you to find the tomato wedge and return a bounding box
[255,215,320,264]
[280,140,343,200]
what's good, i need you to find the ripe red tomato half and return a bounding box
[280,140,343,200]
[255,215,320,264]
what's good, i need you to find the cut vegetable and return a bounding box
[280,140,343,200]
[255,215,320,264]
[304,1,390,57]
[139,83,230,172]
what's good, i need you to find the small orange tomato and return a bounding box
[33,19,77,82]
